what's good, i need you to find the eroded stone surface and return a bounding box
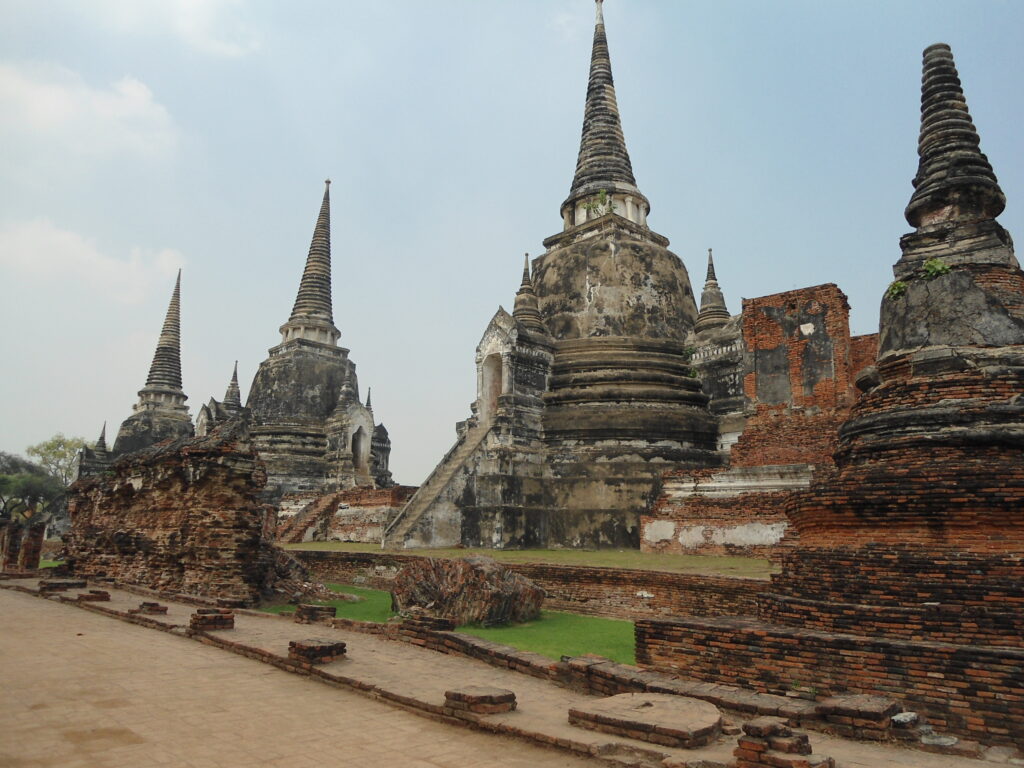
[390,556,543,626]
[568,692,721,749]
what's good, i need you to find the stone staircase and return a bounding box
[382,424,490,548]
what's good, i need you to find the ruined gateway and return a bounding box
[383,1,879,550]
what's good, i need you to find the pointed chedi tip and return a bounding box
[223,361,242,409]
[289,180,334,322]
[706,248,717,282]
[905,43,1005,228]
[144,270,184,391]
[562,0,647,222]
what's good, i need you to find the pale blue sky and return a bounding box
[1,0,1022,484]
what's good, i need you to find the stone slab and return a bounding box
[568,692,722,748]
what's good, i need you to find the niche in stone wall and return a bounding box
[480,353,503,423]
[351,426,369,471]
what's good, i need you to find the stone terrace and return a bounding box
[0,577,999,768]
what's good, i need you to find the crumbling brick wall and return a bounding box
[646,285,865,559]
[64,421,302,606]
[0,520,46,572]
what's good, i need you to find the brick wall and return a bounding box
[635,616,1024,747]
[64,424,283,606]
[848,333,878,377]
[0,520,46,572]
[292,550,767,621]
[647,285,864,560]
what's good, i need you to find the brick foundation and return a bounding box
[635,616,1024,746]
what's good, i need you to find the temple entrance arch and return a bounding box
[351,426,368,471]
[480,353,503,423]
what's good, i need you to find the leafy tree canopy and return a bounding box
[25,433,86,486]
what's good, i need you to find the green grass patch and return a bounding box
[259,583,395,623]
[281,541,775,579]
[257,583,637,665]
[38,559,63,569]
[459,610,636,665]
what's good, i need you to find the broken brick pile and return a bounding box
[444,686,516,715]
[287,638,346,665]
[391,556,543,626]
[734,718,834,768]
[189,608,235,631]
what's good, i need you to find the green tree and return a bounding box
[0,451,63,521]
[25,433,86,486]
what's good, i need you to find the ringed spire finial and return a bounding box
[596,0,604,25]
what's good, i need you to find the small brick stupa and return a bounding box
[636,44,1024,748]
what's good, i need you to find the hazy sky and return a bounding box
[2,0,1022,485]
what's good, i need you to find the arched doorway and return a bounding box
[351,426,368,471]
[480,353,503,423]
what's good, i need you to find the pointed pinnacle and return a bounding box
[144,270,183,391]
[905,43,1005,227]
[695,250,730,334]
[289,180,334,322]
[521,253,532,289]
[565,0,642,209]
[223,361,242,409]
[366,387,372,408]
[96,422,108,452]
[706,248,717,282]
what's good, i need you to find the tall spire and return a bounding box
[278,180,341,347]
[513,253,548,334]
[561,0,648,229]
[95,422,108,453]
[365,387,372,409]
[695,249,730,334]
[144,270,184,391]
[905,44,1005,228]
[291,180,334,321]
[223,361,241,410]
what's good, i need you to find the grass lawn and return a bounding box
[259,583,636,665]
[458,610,636,666]
[281,541,776,579]
[38,559,62,569]
[259,583,394,623]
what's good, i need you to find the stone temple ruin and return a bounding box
[77,180,395,511]
[22,1,1023,759]
[382,1,880,551]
